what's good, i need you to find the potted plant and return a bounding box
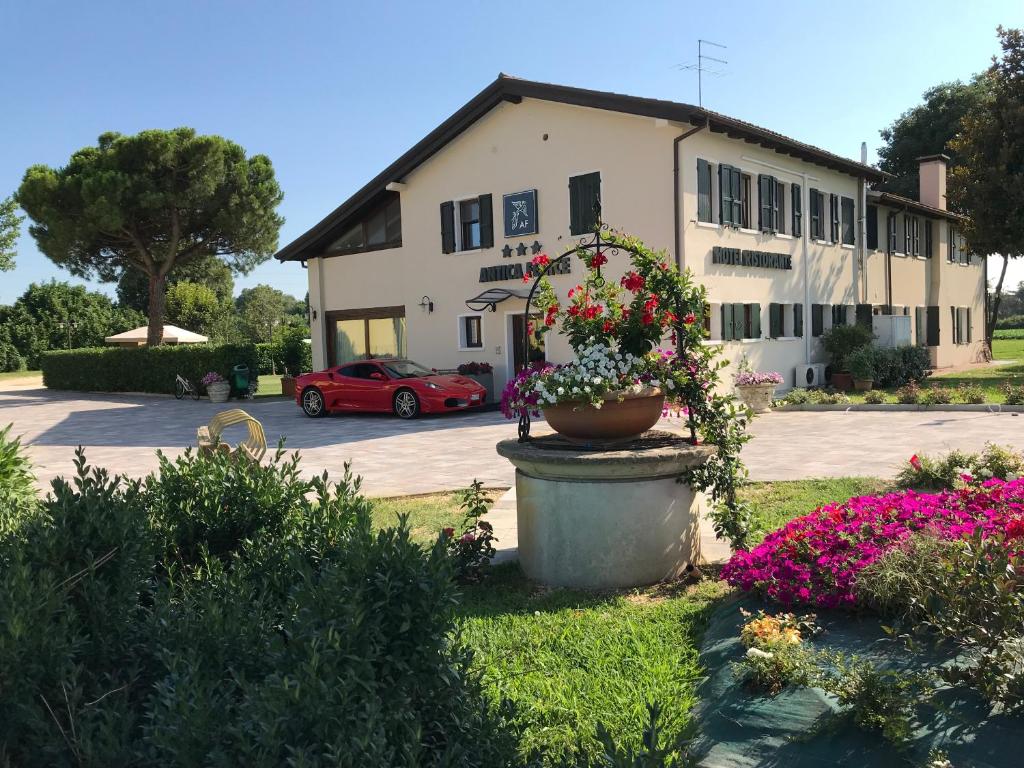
[820,324,873,391]
[847,345,876,391]
[202,371,230,403]
[457,361,494,403]
[502,233,713,443]
[733,358,784,413]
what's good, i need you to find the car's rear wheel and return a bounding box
[301,387,326,417]
[393,389,420,419]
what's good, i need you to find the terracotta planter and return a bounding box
[207,381,230,403]
[853,378,873,392]
[735,383,777,413]
[830,371,854,392]
[281,375,296,398]
[542,388,664,444]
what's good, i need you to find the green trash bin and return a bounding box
[231,364,251,398]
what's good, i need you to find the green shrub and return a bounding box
[994,327,1024,339]
[0,425,36,537]
[893,443,1024,491]
[846,345,875,381]
[40,343,260,394]
[895,381,921,404]
[956,382,986,404]
[0,448,523,766]
[1004,383,1024,405]
[0,341,25,372]
[863,389,886,404]
[872,345,931,388]
[918,385,953,405]
[779,388,850,406]
[253,329,312,376]
[995,314,1024,330]
[821,324,874,371]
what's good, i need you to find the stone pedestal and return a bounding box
[496,431,715,589]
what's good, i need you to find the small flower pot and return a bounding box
[829,371,854,392]
[735,383,777,413]
[206,381,230,403]
[542,388,664,444]
[464,372,494,403]
[853,378,873,392]
[280,375,296,398]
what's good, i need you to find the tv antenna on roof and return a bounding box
[676,39,728,108]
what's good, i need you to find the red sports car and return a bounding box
[295,359,487,419]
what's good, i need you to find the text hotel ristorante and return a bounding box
[711,246,792,271]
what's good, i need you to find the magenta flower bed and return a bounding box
[722,478,1024,608]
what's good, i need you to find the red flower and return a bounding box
[544,305,559,327]
[589,252,608,268]
[909,454,922,471]
[683,312,696,325]
[583,304,602,319]
[532,253,550,267]
[621,271,645,292]
[642,312,655,326]
[521,274,530,283]
[602,319,615,334]
[1007,518,1024,541]
[568,305,580,317]
[644,297,659,314]
[442,527,455,537]
[661,311,678,328]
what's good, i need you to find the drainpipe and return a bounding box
[801,175,811,365]
[672,120,708,270]
[859,142,868,303]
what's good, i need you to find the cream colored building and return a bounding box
[277,76,986,395]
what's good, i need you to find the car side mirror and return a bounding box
[370,372,385,381]
[328,371,336,380]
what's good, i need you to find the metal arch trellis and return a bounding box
[516,224,696,443]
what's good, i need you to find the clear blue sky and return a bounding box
[2,0,1021,305]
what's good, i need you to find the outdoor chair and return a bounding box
[196,408,267,462]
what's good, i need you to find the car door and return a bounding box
[340,363,388,410]
[331,364,364,410]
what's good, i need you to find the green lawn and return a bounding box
[0,370,41,382]
[371,476,885,762]
[255,375,283,397]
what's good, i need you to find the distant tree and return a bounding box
[0,281,144,368]
[165,281,224,337]
[16,128,283,346]
[949,27,1024,345]
[116,255,235,314]
[0,196,22,272]
[994,280,1024,318]
[236,284,300,343]
[877,80,988,199]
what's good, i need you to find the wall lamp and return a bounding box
[419,295,434,313]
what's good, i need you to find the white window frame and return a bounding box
[456,313,485,351]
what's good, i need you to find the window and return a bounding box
[441,195,493,253]
[831,304,847,328]
[953,307,973,344]
[950,228,969,264]
[327,307,407,366]
[769,302,784,338]
[696,159,713,223]
[776,180,786,234]
[811,303,824,337]
[758,174,780,233]
[327,194,402,254]
[924,220,933,258]
[458,315,483,349]
[793,303,804,337]
[809,189,825,239]
[339,362,384,380]
[841,197,855,246]
[718,165,743,227]
[740,174,752,229]
[866,205,878,250]
[829,193,840,243]
[569,172,601,235]
[887,212,898,254]
[791,183,802,237]
[720,303,761,340]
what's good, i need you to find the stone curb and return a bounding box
[775,403,1024,413]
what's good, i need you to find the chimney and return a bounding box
[917,154,949,210]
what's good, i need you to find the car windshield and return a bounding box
[380,360,434,379]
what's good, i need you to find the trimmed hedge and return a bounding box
[996,314,1024,330]
[41,344,260,394]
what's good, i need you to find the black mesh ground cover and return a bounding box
[689,595,1024,767]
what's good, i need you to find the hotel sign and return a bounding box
[712,246,792,271]
[479,258,571,283]
[503,189,538,237]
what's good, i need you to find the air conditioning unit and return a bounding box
[794,363,826,388]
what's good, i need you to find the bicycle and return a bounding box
[175,373,201,401]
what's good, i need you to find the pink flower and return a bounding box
[460,532,476,544]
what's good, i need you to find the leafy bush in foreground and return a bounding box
[893,443,1024,491]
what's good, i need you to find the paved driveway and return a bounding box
[2,381,1024,496]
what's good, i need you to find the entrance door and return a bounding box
[510,314,546,373]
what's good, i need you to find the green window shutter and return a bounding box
[948,224,955,262]
[732,168,743,227]
[927,306,940,346]
[440,201,456,254]
[966,308,972,342]
[732,303,745,339]
[924,220,933,258]
[569,172,600,235]
[791,183,802,237]
[697,159,712,222]
[718,164,732,226]
[769,303,783,338]
[811,304,824,337]
[749,303,761,339]
[888,213,897,254]
[794,303,804,337]
[758,175,772,232]
[722,303,734,341]
[855,304,873,328]
[866,205,878,249]
[478,194,494,248]
[841,197,855,245]
[809,189,820,239]
[775,179,785,233]
[830,194,840,242]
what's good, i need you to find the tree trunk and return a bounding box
[147,274,167,346]
[986,253,1009,351]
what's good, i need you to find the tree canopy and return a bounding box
[164,281,224,337]
[0,196,21,272]
[235,284,305,343]
[116,255,235,315]
[877,80,988,199]
[948,27,1024,342]
[16,128,284,345]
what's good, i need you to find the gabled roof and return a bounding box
[277,74,889,262]
[105,325,208,344]
[867,190,967,222]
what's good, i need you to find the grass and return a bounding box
[0,370,41,382]
[255,375,283,398]
[370,476,884,762]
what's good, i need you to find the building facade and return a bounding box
[277,76,986,395]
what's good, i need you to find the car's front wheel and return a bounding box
[301,387,326,418]
[393,389,420,419]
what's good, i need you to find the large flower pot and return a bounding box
[207,381,230,403]
[735,384,776,414]
[542,388,664,444]
[281,375,297,399]
[853,378,873,392]
[830,371,854,392]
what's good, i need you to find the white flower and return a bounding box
[745,647,774,660]
[1008,473,1019,481]
[584,386,591,393]
[557,387,565,395]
